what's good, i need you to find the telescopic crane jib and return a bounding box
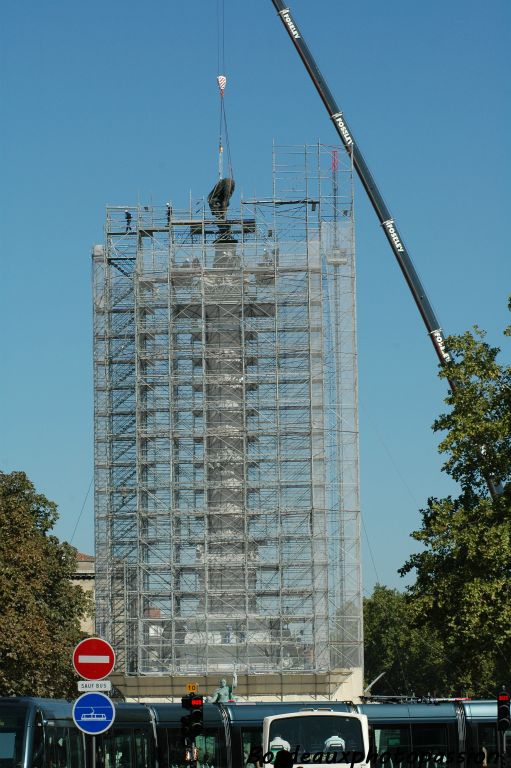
[270,0,500,501]
[271,0,450,373]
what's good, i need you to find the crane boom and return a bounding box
[271,1,502,501]
[271,1,452,375]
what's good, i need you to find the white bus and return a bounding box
[262,709,370,768]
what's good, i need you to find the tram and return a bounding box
[0,697,505,768]
[0,698,156,768]
[225,700,504,768]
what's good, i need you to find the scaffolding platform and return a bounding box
[93,144,362,696]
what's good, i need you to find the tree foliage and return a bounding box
[399,496,510,694]
[0,470,91,697]
[364,585,447,696]
[398,299,511,695]
[433,314,511,495]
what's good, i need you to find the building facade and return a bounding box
[93,145,362,699]
[72,551,95,635]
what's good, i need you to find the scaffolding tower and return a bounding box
[93,144,362,694]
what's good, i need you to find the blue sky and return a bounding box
[1,0,509,594]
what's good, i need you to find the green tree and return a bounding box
[433,313,511,495]
[364,584,447,696]
[0,470,91,697]
[400,300,511,695]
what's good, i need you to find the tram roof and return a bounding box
[462,701,497,720]
[152,702,225,727]
[0,698,72,720]
[0,697,153,725]
[359,700,498,723]
[112,703,155,724]
[358,703,458,722]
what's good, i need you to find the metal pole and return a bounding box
[499,730,505,768]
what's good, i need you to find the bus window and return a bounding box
[196,733,220,768]
[46,728,84,768]
[477,726,497,766]
[373,726,411,768]
[411,725,448,767]
[157,728,186,768]
[68,729,84,768]
[0,706,25,768]
[96,729,132,768]
[475,725,511,767]
[158,728,224,768]
[45,727,71,768]
[133,729,152,768]
[111,730,132,768]
[31,716,44,768]
[242,728,263,768]
[267,715,365,760]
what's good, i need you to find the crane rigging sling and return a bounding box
[208,0,235,219]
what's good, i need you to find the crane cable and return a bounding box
[216,0,233,180]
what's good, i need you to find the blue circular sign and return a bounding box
[72,692,116,735]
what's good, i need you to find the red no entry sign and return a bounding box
[73,637,115,680]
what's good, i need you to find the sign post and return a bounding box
[72,636,116,766]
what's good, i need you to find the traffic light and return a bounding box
[181,694,204,741]
[497,690,510,731]
[189,696,204,738]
